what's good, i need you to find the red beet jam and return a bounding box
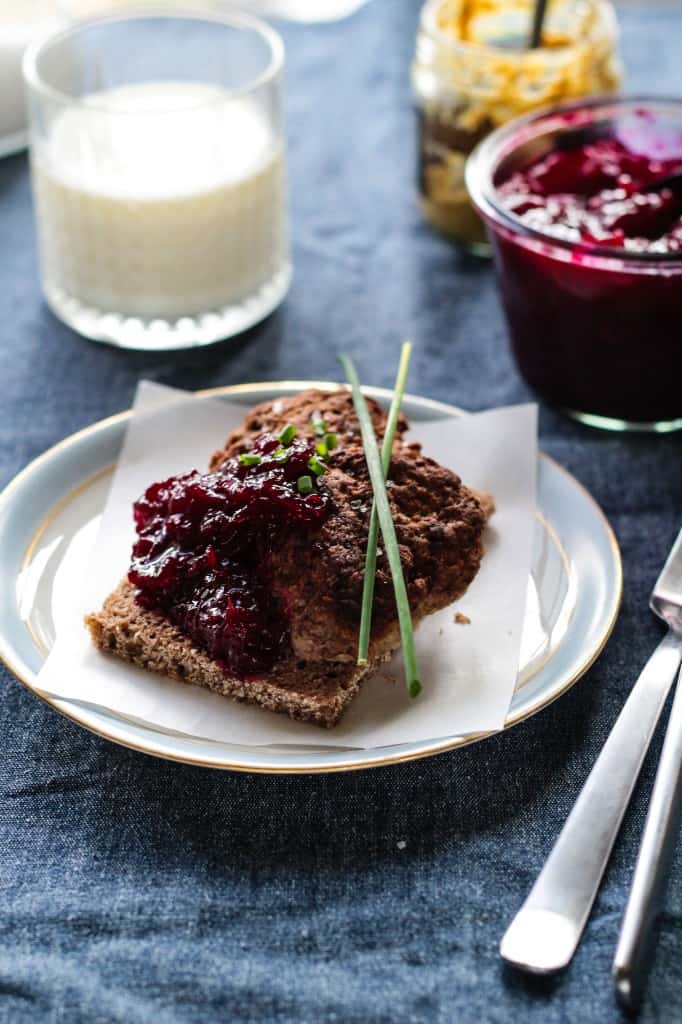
[480,108,682,427]
[498,138,682,253]
[128,433,331,677]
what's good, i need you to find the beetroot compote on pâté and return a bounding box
[128,431,332,678]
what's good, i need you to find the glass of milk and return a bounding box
[23,9,290,350]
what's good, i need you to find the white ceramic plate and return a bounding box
[0,383,622,773]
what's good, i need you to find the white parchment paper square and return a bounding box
[35,382,537,748]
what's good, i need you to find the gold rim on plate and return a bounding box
[0,382,623,773]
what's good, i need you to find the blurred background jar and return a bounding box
[412,0,622,254]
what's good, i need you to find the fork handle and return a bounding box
[500,631,682,974]
[613,662,682,1010]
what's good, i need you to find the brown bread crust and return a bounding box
[85,580,374,727]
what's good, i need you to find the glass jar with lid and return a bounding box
[411,0,622,253]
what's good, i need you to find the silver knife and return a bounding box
[500,527,682,975]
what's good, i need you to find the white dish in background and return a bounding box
[0,2,60,158]
[0,383,622,772]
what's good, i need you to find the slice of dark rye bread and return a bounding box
[86,388,491,728]
[85,580,378,727]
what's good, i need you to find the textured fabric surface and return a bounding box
[1,3,681,1022]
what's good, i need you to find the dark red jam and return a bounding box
[498,138,682,253]
[486,114,682,426]
[128,433,331,678]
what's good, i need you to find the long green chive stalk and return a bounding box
[339,347,421,699]
[356,342,412,667]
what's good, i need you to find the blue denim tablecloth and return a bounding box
[1,3,681,1022]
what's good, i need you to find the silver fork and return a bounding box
[613,535,682,1010]
[500,527,682,975]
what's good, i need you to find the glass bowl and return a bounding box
[466,96,682,432]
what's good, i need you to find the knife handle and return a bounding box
[500,632,682,974]
[613,662,682,1011]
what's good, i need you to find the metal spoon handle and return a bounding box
[528,0,548,48]
[500,632,682,974]
[613,663,682,1011]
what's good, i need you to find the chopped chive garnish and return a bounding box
[273,446,290,463]
[279,424,297,445]
[339,344,420,698]
[315,440,329,458]
[239,453,262,467]
[297,474,314,495]
[308,455,327,476]
[312,418,327,436]
[324,432,338,450]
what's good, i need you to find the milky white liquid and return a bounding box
[32,82,287,320]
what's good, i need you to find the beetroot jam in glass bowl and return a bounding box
[466,97,682,431]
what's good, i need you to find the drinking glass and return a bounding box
[23,9,290,350]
